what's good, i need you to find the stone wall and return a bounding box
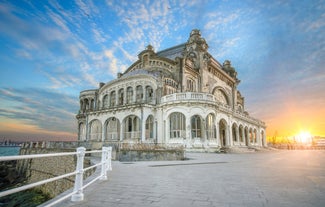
[118,149,185,161]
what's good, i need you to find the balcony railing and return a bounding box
[161,92,217,104]
[0,147,112,206]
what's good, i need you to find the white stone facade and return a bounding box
[76,29,267,149]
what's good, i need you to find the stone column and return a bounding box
[236,126,239,146]
[216,122,220,146]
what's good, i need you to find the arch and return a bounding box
[219,119,228,147]
[123,115,141,139]
[206,113,216,139]
[110,91,116,107]
[90,99,95,110]
[105,117,120,140]
[232,123,238,142]
[126,87,133,104]
[169,112,186,138]
[239,125,244,142]
[136,85,143,103]
[213,87,229,105]
[191,115,202,139]
[89,119,102,141]
[78,123,86,141]
[145,115,154,139]
[102,94,109,109]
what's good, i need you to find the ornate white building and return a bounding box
[76,29,266,150]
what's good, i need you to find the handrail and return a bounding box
[0,146,112,206]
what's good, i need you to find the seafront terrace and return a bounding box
[49,150,325,207]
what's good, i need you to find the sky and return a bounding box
[0,0,324,142]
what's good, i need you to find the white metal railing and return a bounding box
[0,146,112,206]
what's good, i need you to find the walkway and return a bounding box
[57,150,325,207]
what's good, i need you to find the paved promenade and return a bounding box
[58,150,325,207]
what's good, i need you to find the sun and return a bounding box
[296,131,312,144]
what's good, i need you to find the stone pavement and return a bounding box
[57,150,325,207]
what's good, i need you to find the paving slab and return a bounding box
[55,150,325,207]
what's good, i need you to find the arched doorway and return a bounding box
[123,115,140,140]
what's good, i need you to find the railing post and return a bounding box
[71,147,85,202]
[100,147,109,180]
[107,146,112,171]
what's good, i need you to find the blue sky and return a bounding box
[0,0,324,141]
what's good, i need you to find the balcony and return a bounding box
[161,92,217,104]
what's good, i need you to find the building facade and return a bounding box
[76,29,267,149]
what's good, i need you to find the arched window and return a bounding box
[249,129,253,143]
[110,91,116,107]
[118,89,124,105]
[146,86,154,103]
[169,112,185,138]
[191,115,202,138]
[126,87,133,104]
[103,95,109,109]
[253,129,257,143]
[145,115,154,139]
[206,114,216,139]
[105,117,120,140]
[136,85,143,103]
[89,120,102,141]
[124,115,140,139]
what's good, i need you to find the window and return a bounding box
[187,78,195,92]
[90,120,102,141]
[206,114,216,139]
[118,89,124,105]
[214,89,228,105]
[232,124,237,142]
[146,86,153,102]
[126,87,133,104]
[136,85,143,103]
[103,95,109,109]
[191,115,202,138]
[124,115,140,139]
[145,115,154,139]
[169,112,185,138]
[110,91,116,107]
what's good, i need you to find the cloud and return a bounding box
[0,88,78,134]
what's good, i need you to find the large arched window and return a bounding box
[145,115,154,139]
[110,91,116,107]
[89,119,102,141]
[103,95,109,109]
[214,89,228,105]
[124,115,140,139]
[105,117,120,140]
[169,112,185,138]
[191,115,202,138]
[126,87,133,104]
[136,85,143,103]
[206,114,216,139]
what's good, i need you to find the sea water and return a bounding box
[0,147,20,156]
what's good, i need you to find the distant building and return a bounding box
[76,29,266,150]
